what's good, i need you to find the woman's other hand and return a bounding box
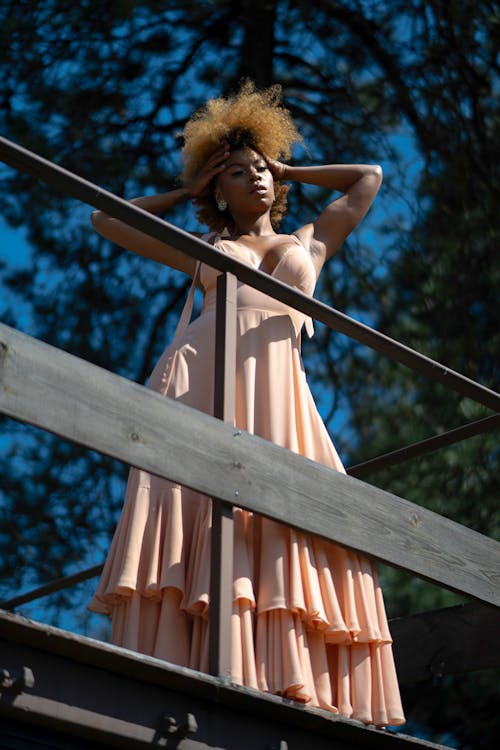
[187,147,231,197]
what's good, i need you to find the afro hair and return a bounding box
[180,81,302,231]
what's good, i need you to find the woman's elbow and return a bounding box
[90,209,109,233]
[364,164,382,194]
[372,164,384,185]
[370,164,383,183]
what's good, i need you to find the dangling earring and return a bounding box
[217,197,228,211]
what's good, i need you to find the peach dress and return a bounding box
[89,234,405,727]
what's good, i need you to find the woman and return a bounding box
[89,82,405,727]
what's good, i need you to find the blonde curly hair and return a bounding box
[180,81,302,232]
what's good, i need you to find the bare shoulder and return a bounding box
[293,224,327,275]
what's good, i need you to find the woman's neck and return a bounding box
[231,213,275,238]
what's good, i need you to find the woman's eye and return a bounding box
[231,170,244,176]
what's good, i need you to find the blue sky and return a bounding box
[0,217,32,330]
[1,217,30,267]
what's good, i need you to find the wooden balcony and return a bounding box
[1,135,499,748]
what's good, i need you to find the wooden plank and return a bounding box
[0,322,499,606]
[390,602,500,684]
[0,135,499,412]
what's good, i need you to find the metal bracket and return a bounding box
[159,712,198,738]
[0,666,35,693]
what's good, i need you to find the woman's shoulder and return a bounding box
[293,224,326,275]
[197,230,231,246]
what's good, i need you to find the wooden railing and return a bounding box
[0,135,499,684]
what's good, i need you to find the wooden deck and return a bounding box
[0,610,452,750]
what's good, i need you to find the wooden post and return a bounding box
[209,272,237,680]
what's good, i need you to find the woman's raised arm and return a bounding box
[267,158,382,275]
[90,147,230,277]
[91,188,197,277]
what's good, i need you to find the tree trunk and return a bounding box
[238,0,276,86]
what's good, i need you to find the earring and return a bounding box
[217,197,228,211]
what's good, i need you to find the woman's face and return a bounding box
[215,148,275,217]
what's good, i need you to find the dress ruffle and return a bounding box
[90,487,404,725]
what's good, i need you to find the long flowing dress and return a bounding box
[89,233,405,727]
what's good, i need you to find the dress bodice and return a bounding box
[200,234,316,296]
[199,235,316,337]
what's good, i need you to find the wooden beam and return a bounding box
[0,322,499,606]
[390,602,500,684]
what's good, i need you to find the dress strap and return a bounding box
[304,317,314,338]
[171,261,200,343]
[171,232,216,343]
